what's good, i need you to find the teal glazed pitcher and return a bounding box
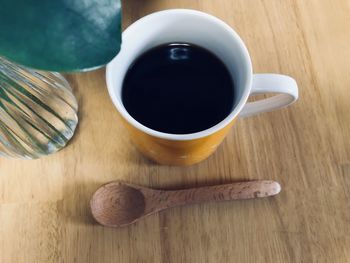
[0,57,78,158]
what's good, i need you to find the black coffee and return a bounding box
[122,43,234,134]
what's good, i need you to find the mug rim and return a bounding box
[106,9,253,141]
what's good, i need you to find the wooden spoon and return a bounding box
[90,180,281,227]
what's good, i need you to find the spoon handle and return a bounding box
[151,180,280,212]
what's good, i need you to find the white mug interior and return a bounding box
[106,9,253,140]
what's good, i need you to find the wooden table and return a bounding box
[1,0,350,262]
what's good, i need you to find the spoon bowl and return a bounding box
[91,182,146,227]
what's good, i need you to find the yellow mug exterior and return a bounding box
[122,115,236,166]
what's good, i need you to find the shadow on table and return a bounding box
[61,180,102,226]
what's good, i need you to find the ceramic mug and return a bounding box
[106,9,298,166]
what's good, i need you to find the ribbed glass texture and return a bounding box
[0,56,78,159]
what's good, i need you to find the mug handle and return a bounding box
[239,74,298,117]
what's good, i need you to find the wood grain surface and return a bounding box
[1,0,350,262]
